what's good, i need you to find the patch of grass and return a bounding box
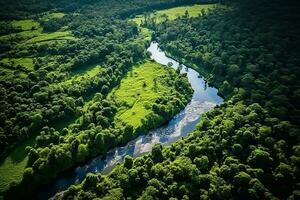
[25,31,75,44]
[109,61,172,128]
[11,20,39,31]
[0,137,35,193]
[138,27,152,42]
[0,57,34,71]
[0,17,75,46]
[43,12,65,21]
[155,4,215,19]
[0,28,43,44]
[132,4,216,25]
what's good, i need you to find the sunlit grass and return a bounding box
[132,4,216,25]
[109,61,171,128]
[25,31,75,44]
[11,19,39,31]
[42,12,65,21]
[0,137,35,193]
[0,57,34,71]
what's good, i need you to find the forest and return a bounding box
[0,0,299,199]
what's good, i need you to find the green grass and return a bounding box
[0,57,34,71]
[0,137,36,193]
[11,20,39,31]
[138,27,152,42]
[0,16,75,47]
[0,28,43,43]
[109,61,171,128]
[42,12,65,21]
[25,31,75,44]
[132,4,216,25]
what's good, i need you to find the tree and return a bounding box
[194,156,209,173]
[124,155,133,169]
[151,144,163,162]
[247,149,273,169]
[83,173,100,189]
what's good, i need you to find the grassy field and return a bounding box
[0,137,35,193]
[25,31,75,44]
[11,19,39,31]
[0,13,76,79]
[41,12,65,21]
[109,61,172,128]
[132,4,216,25]
[0,58,34,71]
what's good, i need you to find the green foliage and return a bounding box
[124,156,133,169]
[1,0,300,199]
[56,1,300,200]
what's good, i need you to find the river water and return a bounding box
[36,42,223,199]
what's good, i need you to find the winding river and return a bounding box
[35,42,223,199]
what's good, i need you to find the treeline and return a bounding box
[56,0,300,199]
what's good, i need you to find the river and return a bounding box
[35,42,223,199]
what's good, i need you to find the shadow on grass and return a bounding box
[8,136,35,164]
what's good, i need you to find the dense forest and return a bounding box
[0,0,299,199]
[56,0,300,200]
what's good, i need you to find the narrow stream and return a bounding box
[36,42,223,199]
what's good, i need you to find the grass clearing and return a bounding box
[138,27,152,42]
[0,137,35,193]
[0,15,74,47]
[0,28,43,43]
[11,19,39,31]
[109,61,172,128]
[0,57,34,71]
[42,12,65,21]
[132,4,216,25]
[25,31,75,44]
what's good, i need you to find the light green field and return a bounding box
[109,61,171,128]
[49,12,65,19]
[25,31,75,44]
[0,57,34,71]
[0,15,76,79]
[0,137,35,193]
[0,28,43,43]
[0,14,74,47]
[11,19,39,31]
[42,12,65,21]
[132,4,216,25]
[138,27,152,42]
